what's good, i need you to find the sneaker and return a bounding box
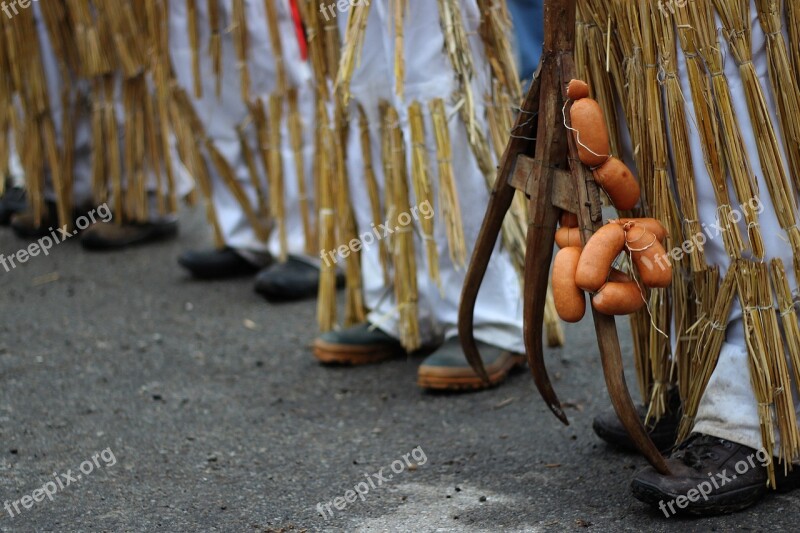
[592,387,681,452]
[631,433,769,516]
[313,322,405,365]
[417,338,525,391]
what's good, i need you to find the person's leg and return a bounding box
[629,4,800,514]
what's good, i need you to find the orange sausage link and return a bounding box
[614,218,667,243]
[552,247,586,323]
[560,212,579,228]
[592,281,646,315]
[570,98,611,168]
[575,222,626,292]
[593,157,641,211]
[555,227,583,249]
[567,79,590,100]
[625,226,673,288]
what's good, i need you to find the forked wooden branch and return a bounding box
[458,0,670,475]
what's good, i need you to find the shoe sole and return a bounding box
[631,478,764,515]
[417,354,525,391]
[313,340,405,365]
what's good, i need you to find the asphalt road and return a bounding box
[0,207,797,532]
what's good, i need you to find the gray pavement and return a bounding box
[0,207,797,532]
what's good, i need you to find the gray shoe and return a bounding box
[417,338,525,391]
[313,322,405,365]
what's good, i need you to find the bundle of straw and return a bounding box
[288,88,316,254]
[232,0,251,104]
[392,0,406,100]
[336,0,371,107]
[250,97,284,251]
[436,0,494,178]
[207,0,223,98]
[677,265,735,444]
[714,0,800,277]
[186,0,203,98]
[768,258,800,470]
[316,97,338,332]
[674,3,743,259]
[358,104,391,285]
[789,1,800,83]
[693,1,764,258]
[737,260,778,487]
[385,105,420,351]
[579,0,623,157]
[333,110,366,327]
[654,11,705,272]
[263,0,288,97]
[408,101,440,289]
[429,98,466,269]
[475,0,521,104]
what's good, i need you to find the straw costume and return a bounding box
[0,0,192,246]
[310,0,565,389]
[170,0,321,289]
[571,0,800,513]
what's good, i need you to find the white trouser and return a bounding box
[341,0,524,352]
[675,2,800,451]
[169,0,314,259]
[33,3,192,221]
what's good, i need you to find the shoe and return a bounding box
[80,220,178,250]
[417,338,525,391]
[10,202,59,239]
[0,186,28,225]
[631,433,770,516]
[254,255,344,301]
[592,387,681,452]
[178,247,264,279]
[313,322,405,365]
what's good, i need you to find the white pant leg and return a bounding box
[348,0,524,351]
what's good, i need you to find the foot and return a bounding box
[0,186,28,225]
[417,338,525,391]
[254,255,344,301]
[631,433,770,516]
[177,247,265,279]
[592,387,681,452]
[80,220,178,250]
[313,322,405,365]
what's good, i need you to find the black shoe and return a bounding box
[80,220,178,250]
[0,186,28,225]
[254,255,343,301]
[10,202,59,239]
[593,387,681,452]
[631,433,770,516]
[178,247,264,279]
